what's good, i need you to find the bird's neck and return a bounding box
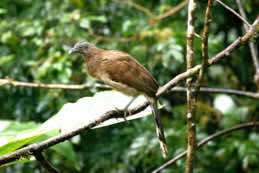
[83,47,104,78]
[83,47,103,60]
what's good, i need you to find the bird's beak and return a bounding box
[68,47,77,54]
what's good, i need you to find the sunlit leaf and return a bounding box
[42,90,152,133]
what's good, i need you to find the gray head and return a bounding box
[69,41,96,55]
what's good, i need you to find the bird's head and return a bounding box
[69,41,96,56]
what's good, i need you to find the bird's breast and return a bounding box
[85,56,101,79]
[98,72,140,96]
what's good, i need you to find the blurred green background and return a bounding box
[0,0,258,172]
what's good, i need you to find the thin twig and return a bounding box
[0,17,258,166]
[185,0,197,172]
[192,0,214,121]
[215,0,251,27]
[194,32,202,39]
[114,0,154,17]
[171,86,259,99]
[235,0,250,31]
[150,0,188,24]
[89,30,138,43]
[196,0,214,89]
[0,78,109,90]
[115,0,187,23]
[152,121,259,173]
[34,152,59,173]
[235,0,259,89]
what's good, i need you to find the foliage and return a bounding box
[0,0,258,172]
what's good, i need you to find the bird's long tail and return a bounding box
[150,99,168,158]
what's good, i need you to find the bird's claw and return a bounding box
[114,107,129,123]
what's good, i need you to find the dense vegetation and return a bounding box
[0,0,258,172]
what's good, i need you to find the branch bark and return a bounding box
[171,86,259,99]
[185,0,197,172]
[235,0,259,89]
[114,0,154,17]
[215,0,251,26]
[0,78,109,90]
[152,121,259,173]
[150,0,188,24]
[197,0,213,88]
[34,152,59,173]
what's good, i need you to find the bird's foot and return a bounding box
[114,107,129,123]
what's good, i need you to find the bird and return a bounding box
[69,41,168,157]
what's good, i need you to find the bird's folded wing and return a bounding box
[99,54,158,97]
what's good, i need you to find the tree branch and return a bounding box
[114,0,154,17]
[150,0,188,24]
[185,0,197,172]
[115,0,187,24]
[215,0,251,26]
[152,121,259,173]
[0,16,258,167]
[235,0,259,89]
[171,86,259,99]
[197,0,213,88]
[34,152,59,173]
[0,78,109,90]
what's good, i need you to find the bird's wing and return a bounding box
[99,51,158,97]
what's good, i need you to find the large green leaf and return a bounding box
[0,90,153,167]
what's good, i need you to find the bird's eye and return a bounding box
[77,45,84,49]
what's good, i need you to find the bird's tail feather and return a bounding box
[150,99,168,158]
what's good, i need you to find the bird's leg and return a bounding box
[124,96,137,111]
[115,97,137,121]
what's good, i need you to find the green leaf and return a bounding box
[0,55,15,65]
[0,8,7,15]
[1,31,19,45]
[0,120,59,157]
[79,19,90,29]
[87,15,107,23]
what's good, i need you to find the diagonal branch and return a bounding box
[0,17,258,166]
[150,0,188,24]
[152,121,259,173]
[114,0,187,25]
[235,0,259,89]
[215,0,251,26]
[34,152,59,173]
[113,0,154,17]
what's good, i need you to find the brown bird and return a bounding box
[69,41,168,157]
